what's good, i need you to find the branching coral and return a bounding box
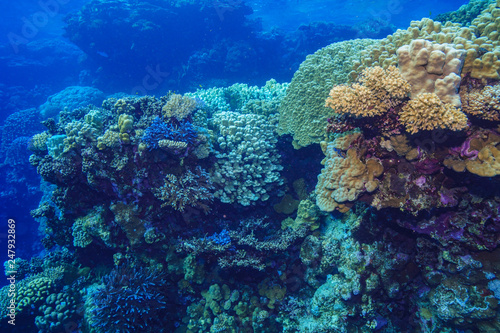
[162,93,197,121]
[154,166,214,213]
[142,116,198,150]
[86,265,168,333]
[399,93,468,134]
[461,84,500,121]
[325,66,410,118]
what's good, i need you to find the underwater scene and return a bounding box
[3,0,500,332]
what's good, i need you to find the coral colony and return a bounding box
[2,1,500,332]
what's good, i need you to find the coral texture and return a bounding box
[325,66,410,118]
[399,92,468,134]
[397,39,466,107]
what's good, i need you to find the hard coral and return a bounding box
[86,265,168,333]
[142,117,198,150]
[461,84,500,121]
[325,66,410,118]
[162,93,197,121]
[315,139,383,213]
[397,39,466,107]
[153,166,214,213]
[399,93,468,134]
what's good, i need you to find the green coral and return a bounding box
[277,39,376,148]
[118,114,134,143]
[46,134,67,159]
[72,206,110,248]
[35,290,80,332]
[30,132,50,154]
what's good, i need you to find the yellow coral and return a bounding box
[162,94,197,121]
[461,85,500,121]
[118,114,134,144]
[399,93,468,134]
[325,66,410,118]
[352,7,500,81]
[97,129,121,150]
[466,143,500,177]
[315,142,383,212]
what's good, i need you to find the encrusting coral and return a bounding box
[315,136,383,213]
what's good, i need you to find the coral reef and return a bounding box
[278,39,376,148]
[210,111,284,206]
[6,5,500,333]
[85,265,168,333]
[39,86,104,119]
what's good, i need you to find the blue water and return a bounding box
[0,0,498,332]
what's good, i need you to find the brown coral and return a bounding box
[461,85,500,121]
[315,141,383,212]
[325,66,410,118]
[399,93,468,134]
[162,94,197,121]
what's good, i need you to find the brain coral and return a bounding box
[277,39,377,148]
